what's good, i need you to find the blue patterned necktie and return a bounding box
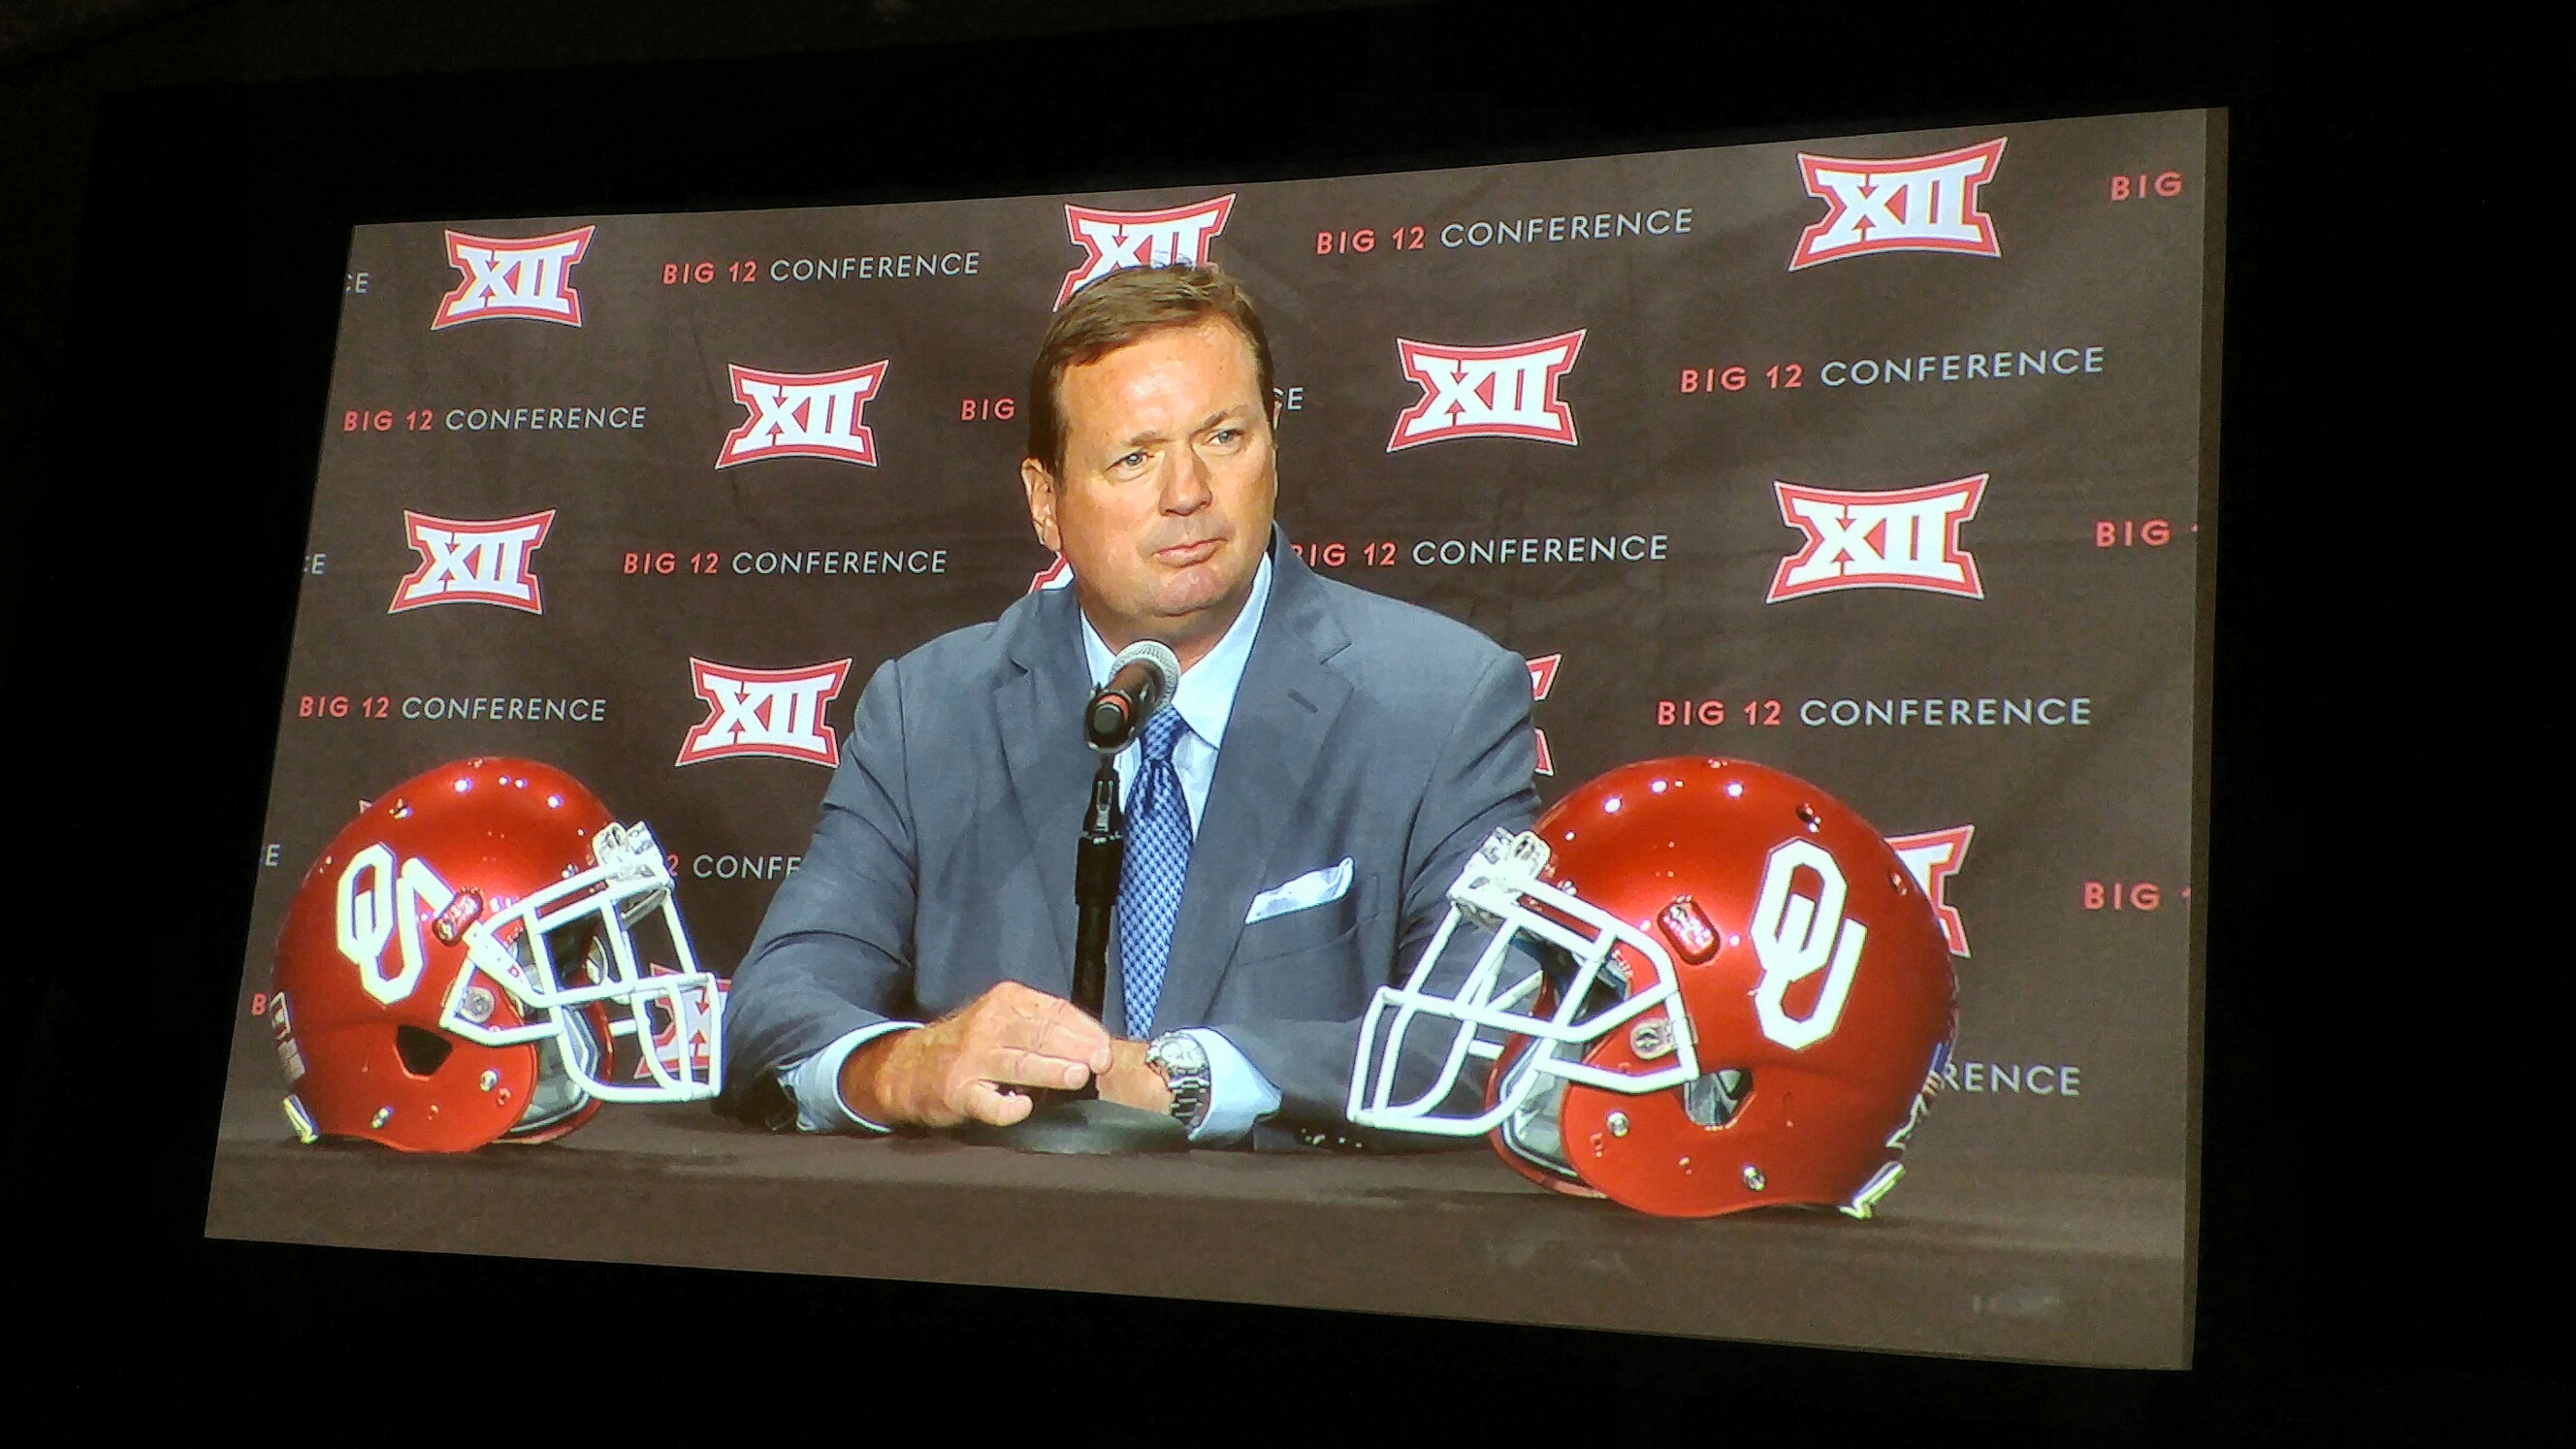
[1117,706,1193,1039]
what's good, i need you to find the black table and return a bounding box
[206,1095,2190,1368]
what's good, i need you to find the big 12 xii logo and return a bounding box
[433,227,596,328]
[1055,196,1234,309]
[1388,331,1586,451]
[1768,476,1985,601]
[718,363,889,468]
[678,659,854,767]
[1789,141,2006,270]
[390,510,555,614]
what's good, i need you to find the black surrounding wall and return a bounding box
[3,0,2508,1431]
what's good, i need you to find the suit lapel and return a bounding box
[996,588,1094,994]
[1151,541,1351,1034]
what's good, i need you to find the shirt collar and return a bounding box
[1079,551,1273,752]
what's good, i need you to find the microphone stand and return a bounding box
[1068,757,1123,1023]
[955,754,1189,1153]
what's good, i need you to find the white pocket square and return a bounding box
[1244,857,1354,925]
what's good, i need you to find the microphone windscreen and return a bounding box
[1111,639,1181,712]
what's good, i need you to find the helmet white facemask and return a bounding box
[438,822,724,1105]
[1348,828,1698,1137]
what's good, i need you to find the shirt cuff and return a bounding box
[783,1021,920,1133]
[1176,1027,1280,1145]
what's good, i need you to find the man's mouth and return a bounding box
[1155,537,1222,566]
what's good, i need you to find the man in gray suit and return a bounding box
[720,264,1537,1147]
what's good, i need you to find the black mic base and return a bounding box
[951,1095,1190,1154]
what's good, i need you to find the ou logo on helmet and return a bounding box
[333,843,461,1005]
[1748,837,1864,1049]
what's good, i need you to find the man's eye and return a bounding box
[1208,429,1241,445]
[1114,452,1146,470]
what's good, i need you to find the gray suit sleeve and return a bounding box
[1222,648,1540,1132]
[717,659,921,1125]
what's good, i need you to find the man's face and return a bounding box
[1022,318,1277,660]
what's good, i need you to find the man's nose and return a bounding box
[1160,441,1212,514]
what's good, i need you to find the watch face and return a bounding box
[1152,1035,1205,1074]
[1148,1038,1209,1126]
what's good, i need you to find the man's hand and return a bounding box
[1094,1037,1175,1117]
[838,982,1115,1128]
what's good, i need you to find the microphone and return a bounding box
[1086,640,1180,753]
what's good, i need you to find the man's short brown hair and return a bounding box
[1025,264,1275,478]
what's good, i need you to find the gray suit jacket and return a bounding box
[719,530,1539,1139]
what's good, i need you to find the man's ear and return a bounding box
[1020,457,1061,552]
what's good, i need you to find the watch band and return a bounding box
[1144,1032,1212,1133]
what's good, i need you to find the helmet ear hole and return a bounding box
[1681,1068,1749,1128]
[394,1024,455,1078]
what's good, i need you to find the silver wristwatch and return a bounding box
[1143,1031,1211,1133]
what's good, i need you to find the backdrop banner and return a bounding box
[216,107,2220,1360]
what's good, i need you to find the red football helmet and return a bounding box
[268,757,724,1152]
[1348,757,1955,1218]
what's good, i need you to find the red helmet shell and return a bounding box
[1499,757,1956,1217]
[270,757,620,1151]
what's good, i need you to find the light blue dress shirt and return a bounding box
[783,556,1285,1143]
